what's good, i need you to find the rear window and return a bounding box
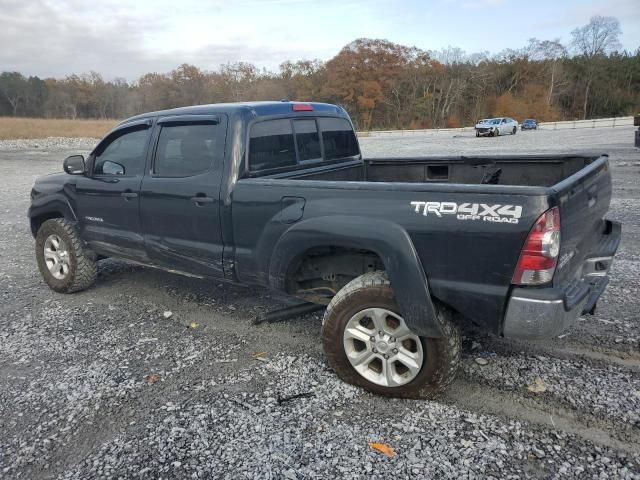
[293,119,321,162]
[318,117,359,161]
[248,116,359,172]
[248,119,297,172]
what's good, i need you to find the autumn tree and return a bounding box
[0,16,637,129]
[323,39,414,130]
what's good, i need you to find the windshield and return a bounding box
[491,119,501,124]
[524,119,535,123]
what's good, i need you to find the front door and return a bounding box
[75,120,152,260]
[139,115,227,277]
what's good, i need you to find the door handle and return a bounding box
[121,191,138,200]
[190,196,214,205]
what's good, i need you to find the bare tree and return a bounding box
[528,38,568,105]
[0,72,27,115]
[571,16,622,118]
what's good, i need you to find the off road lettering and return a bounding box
[410,201,522,224]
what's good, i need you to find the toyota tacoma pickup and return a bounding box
[28,101,621,398]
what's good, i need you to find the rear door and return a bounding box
[75,120,152,259]
[140,114,227,277]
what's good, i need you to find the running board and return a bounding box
[253,302,325,325]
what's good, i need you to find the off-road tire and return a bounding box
[35,218,97,293]
[322,271,461,398]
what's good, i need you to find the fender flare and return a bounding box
[269,215,444,337]
[28,195,77,236]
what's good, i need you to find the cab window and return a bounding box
[248,119,297,172]
[318,117,359,160]
[154,124,218,177]
[93,127,149,176]
[293,119,321,162]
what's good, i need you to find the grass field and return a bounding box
[0,117,118,139]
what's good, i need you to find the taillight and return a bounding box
[292,103,313,111]
[512,207,560,285]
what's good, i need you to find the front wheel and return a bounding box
[35,218,97,293]
[512,126,517,134]
[322,271,461,398]
[494,129,499,137]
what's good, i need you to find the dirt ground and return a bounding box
[0,126,639,479]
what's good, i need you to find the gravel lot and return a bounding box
[1,126,639,479]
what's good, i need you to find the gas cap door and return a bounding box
[279,196,306,224]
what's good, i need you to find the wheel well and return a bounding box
[30,212,64,237]
[286,246,385,304]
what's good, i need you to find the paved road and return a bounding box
[0,127,639,479]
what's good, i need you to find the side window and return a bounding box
[154,124,217,177]
[94,127,149,176]
[319,117,359,160]
[248,119,296,171]
[293,119,321,162]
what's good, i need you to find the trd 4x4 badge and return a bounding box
[410,201,522,224]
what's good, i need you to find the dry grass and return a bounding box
[0,117,119,140]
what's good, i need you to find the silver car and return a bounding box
[475,117,519,137]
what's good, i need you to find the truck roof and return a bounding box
[119,101,346,126]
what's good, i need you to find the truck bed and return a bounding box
[272,154,600,188]
[233,153,613,336]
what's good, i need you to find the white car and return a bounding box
[475,117,519,137]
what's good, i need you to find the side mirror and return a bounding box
[63,155,85,175]
[102,160,125,175]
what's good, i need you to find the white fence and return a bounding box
[359,116,635,137]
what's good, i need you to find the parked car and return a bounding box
[475,117,519,137]
[28,101,621,398]
[521,119,538,130]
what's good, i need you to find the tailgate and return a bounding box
[552,155,613,287]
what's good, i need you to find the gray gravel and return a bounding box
[0,137,99,152]
[1,126,639,479]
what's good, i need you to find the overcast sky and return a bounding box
[1,0,638,80]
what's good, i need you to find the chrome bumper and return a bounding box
[502,291,589,339]
[503,220,620,339]
[503,255,614,340]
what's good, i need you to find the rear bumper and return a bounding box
[503,220,621,339]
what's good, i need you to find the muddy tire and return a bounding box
[35,218,97,293]
[322,271,460,398]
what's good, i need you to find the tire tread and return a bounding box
[36,218,97,293]
[322,271,460,399]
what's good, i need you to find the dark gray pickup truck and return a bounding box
[28,101,621,397]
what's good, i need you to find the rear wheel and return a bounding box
[322,271,460,398]
[35,218,97,293]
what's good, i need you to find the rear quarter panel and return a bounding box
[231,179,550,333]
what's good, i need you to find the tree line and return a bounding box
[0,16,637,130]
